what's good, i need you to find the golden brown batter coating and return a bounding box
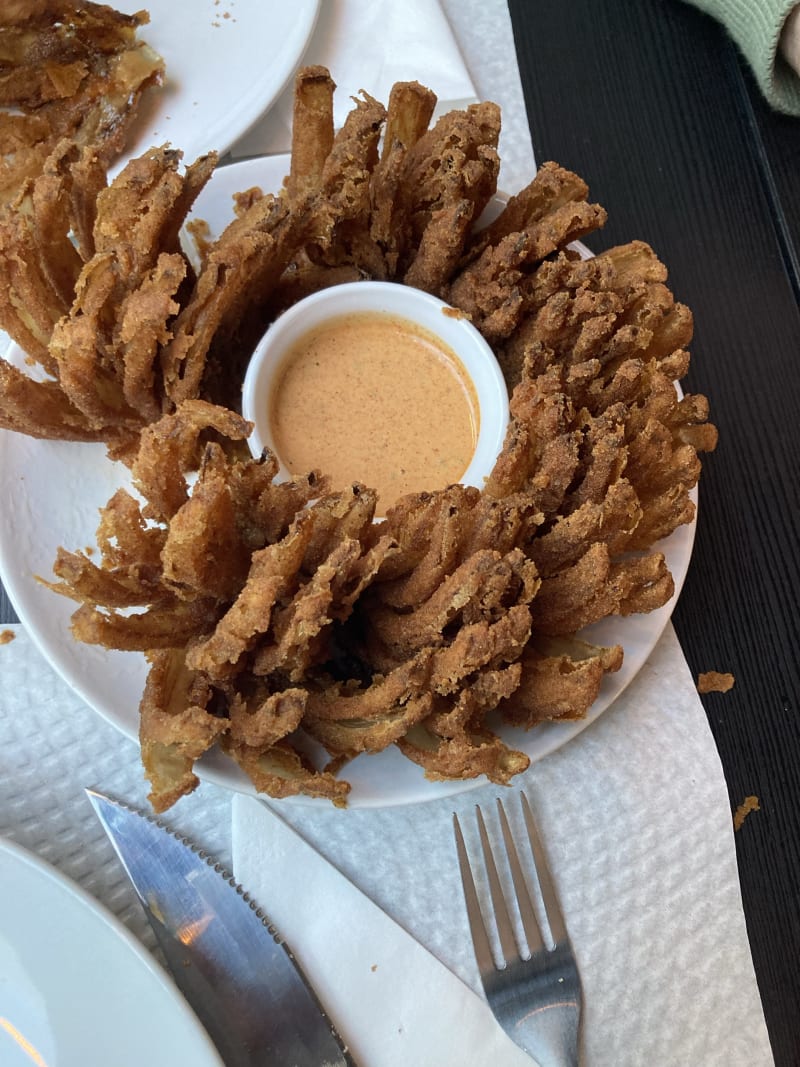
[0,66,718,809]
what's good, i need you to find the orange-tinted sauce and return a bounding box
[269,312,479,511]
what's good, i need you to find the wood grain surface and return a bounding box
[507,1,800,1063]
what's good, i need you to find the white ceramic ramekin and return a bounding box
[241,280,509,496]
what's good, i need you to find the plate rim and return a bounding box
[108,0,322,168]
[0,835,224,1066]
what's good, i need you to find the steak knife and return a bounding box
[87,788,355,1067]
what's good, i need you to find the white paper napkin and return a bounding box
[234,796,536,1067]
[232,623,773,1067]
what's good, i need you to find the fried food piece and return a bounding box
[362,548,539,669]
[224,736,350,807]
[530,545,673,636]
[528,479,642,577]
[307,90,388,276]
[251,535,394,681]
[304,683,435,757]
[371,488,477,608]
[370,81,437,274]
[227,685,306,749]
[161,443,253,602]
[0,144,219,447]
[29,142,85,309]
[0,140,107,370]
[267,262,364,317]
[0,359,108,440]
[398,666,529,783]
[482,379,579,508]
[185,515,314,680]
[118,252,187,421]
[304,605,529,760]
[466,162,591,262]
[399,724,530,785]
[399,102,501,293]
[139,649,227,812]
[132,400,252,522]
[447,162,608,342]
[163,187,315,409]
[382,81,438,158]
[499,636,623,726]
[500,241,698,408]
[0,186,72,370]
[47,545,167,609]
[96,488,167,573]
[70,596,219,652]
[0,2,164,206]
[286,66,336,201]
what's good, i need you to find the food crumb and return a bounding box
[442,305,470,320]
[733,795,760,831]
[186,218,212,260]
[371,964,378,972]
[0,629,15,645]
[233,186,264,215]
[697,670,735,694]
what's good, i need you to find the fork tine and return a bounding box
[453,812,495,975]
[475,804,519,966]
[496,797,546,956]
[520,792,568,944]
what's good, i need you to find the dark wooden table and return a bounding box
[2,2,798,1061]
[507,1,800,1063]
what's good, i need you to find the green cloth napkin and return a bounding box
[686,0,800,114]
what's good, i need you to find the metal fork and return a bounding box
[453,794,582,1066]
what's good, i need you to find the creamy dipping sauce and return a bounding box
[268,311,479,511]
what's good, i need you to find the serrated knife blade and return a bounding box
[86,788,355,1067]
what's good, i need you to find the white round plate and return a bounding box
[0,156,696,809]
[0,837,223,1067]
[0,4,320,441]
[109,0,320,173]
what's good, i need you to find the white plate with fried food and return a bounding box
[0,0,320,352]
[0,1,319,195]
[0,149,700,810]
[110,0,321,171]
[0,69,718,811]
[0,837,223,1067]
